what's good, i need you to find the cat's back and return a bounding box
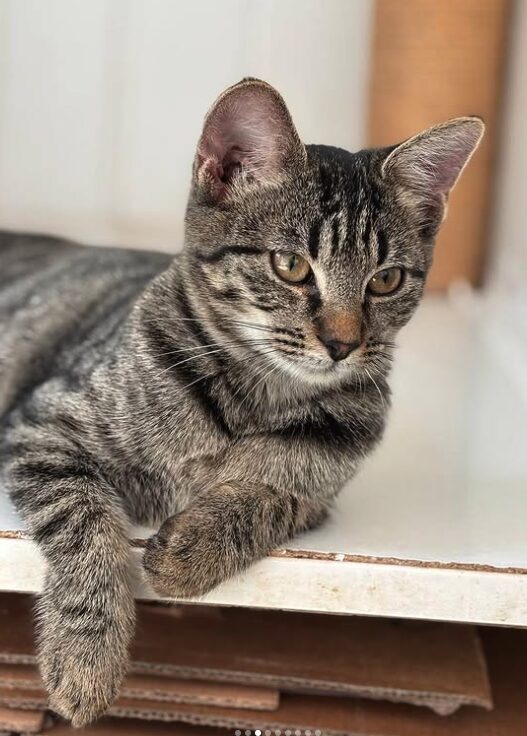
[0,230,172,418]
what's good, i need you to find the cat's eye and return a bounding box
[271,252,311,283]
[367,267,403,295]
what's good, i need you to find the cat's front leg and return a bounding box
[143,481,328,598]
[4,424,135,727]
[142,429,356,599]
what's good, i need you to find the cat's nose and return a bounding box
[318,336,361,361]
[314,311,362,361]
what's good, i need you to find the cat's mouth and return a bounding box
[273,349,365,385]
[235,327,376,387]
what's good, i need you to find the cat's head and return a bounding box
[183,78,484,387]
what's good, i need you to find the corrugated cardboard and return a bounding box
[0,681,507,736]
[0,704,44,733]
[0,663,278,711]
[35,717,224,736]
[3,628,527,736]
[131,603,491,714]
[0,593,492,716]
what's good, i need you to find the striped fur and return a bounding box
[0,79,483,726]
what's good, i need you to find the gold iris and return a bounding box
[271,252,311,283]
[367,267,403,295]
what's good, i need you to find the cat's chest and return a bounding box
[118,443,227,523]
[145,408,285,488]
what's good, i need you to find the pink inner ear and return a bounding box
[197,86,295,190]
[422,138,475,195]
[395,143,469,197]
[385,120,483,199]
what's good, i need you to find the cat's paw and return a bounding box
[37,601,128,727]
[143,512,229,598]
[48,684,114,729]
[40,637,124,727]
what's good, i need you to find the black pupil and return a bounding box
[379,269,392,283]
[287,255,298,271]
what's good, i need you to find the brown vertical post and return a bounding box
[368,0,511,290]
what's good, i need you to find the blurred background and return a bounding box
[0,0,372,250]
[0,0,524,349]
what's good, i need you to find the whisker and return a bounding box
[147,314,304,342]
[229,321,279,334]
[367,340,397,350]
[105,348,282,420]
[230,319,304,337]
[151,338,272,358]
[156,347,230,377]
[364,367,386,408]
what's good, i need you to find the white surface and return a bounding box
[1,296,527,625]
[2,541,527,628]
[291,292,527,568]
[0,0,373,249]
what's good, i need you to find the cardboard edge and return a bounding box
[131,662,493,714]
[0,678,279,713]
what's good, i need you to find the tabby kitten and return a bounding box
[0,79,483,725]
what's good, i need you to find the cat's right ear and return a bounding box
[381,117,485,236]
[193,78,306,203]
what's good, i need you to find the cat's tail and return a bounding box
[5,433,135,727]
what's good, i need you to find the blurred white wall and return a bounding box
[0,0,373,251]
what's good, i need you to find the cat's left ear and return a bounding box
[194,78,306,203]
[381,117,485,235]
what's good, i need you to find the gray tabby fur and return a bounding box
[0,79,483,726]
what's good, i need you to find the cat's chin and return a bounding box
[276,354,356,388]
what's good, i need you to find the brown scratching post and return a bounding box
[368,0,511,290]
